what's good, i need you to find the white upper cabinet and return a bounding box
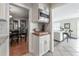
[32,3,50,23]
[38,3,49,15]
[38,4,50,23]
[0,4,7,20]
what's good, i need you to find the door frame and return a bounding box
[9,3,32,55]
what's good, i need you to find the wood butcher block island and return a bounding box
[32,31,50,56]
[32,32,49,36]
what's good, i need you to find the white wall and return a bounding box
[10,4,28,18]
[50,8,54,52]
[60,19,77,37]
[53,22,60,31]
[53,4,79,22]
[52,4,79,38]
[77,21,79,38]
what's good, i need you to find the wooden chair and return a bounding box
[10,30,19,46]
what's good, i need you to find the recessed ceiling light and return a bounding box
[9,15,12,18]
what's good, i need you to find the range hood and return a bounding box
[38,9,49,23]
[38,17,49,23]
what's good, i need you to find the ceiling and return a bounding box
[51,3,66,8]
[9,4,29,19]
[9,3,79,21]
[52,3,79,22]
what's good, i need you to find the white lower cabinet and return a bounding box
[32,34,50,56]
[0,40,7,56]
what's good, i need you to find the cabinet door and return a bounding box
[0,4,6,19]
[39,35,50,55]
[39,38,45,55]
[45,36,50,52]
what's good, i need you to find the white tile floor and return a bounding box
[25,38,79,56]
[44,38,79,56]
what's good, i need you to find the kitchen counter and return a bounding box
[32,32,49,36]
[32,33,50,56]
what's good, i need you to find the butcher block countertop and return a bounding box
[32,32,49,36]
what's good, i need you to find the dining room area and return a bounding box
[9,4,29,56]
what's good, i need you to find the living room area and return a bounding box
[52,3,79,56]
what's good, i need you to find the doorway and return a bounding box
[9,4,29,56]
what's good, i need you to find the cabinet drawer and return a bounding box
[39,34,50,39]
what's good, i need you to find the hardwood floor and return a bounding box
[10,39,29,56]
[13,38,79,56]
